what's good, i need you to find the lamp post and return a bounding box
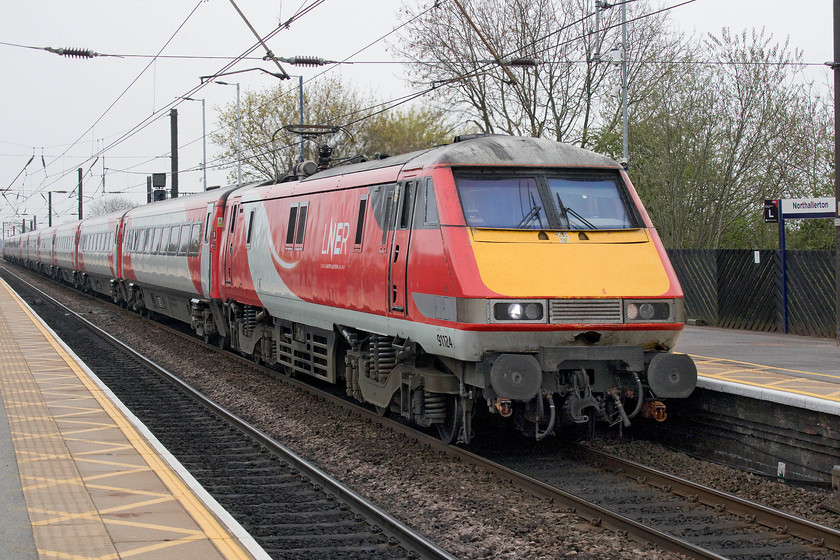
[183,97,207,191]
[2,221,18,239]
[200,64,329,177]
[47,190,68,227]
[215,81,242,187]
[287,75,305,162]
[620,0,628,166]
[594,0,629,168]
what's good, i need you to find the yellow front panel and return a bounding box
[470,228,671,297]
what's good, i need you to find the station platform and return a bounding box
[676,326,840,415]
[0,278,267,560]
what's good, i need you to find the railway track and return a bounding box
[476,441,840,559]
[6,263,840,559]
[2,268,456,560]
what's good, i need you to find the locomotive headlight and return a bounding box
[524,303,543,320]
[491,300,546,323]
[624,300,673,323]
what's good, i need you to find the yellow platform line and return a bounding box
[1,280,253,560]
[693,354,840,403]
[692,353,840,382]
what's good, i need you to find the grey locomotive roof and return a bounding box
[303,135,620,182]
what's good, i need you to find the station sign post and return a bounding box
[766,197,836,333]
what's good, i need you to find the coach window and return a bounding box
[204,210,212,243]
[424,178,439,226]
[160,227,171,255]
[169,225,182,254]
[229,206,238,234]
[285,202,308,250]
[151,227,162,254]
[398,182,416,230]
[285,205,298,248]
[380,185,396,247]
[176,224,190,255]
[353,195,367,252]
[294,203,308,249]
[246,209,255,248]
[189,223,201,255]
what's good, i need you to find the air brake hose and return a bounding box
[534,395,556,441]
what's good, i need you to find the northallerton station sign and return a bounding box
[764,197,837,222]
[781,197,836,218]
[761,195,837,333]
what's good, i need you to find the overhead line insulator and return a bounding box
[45,46,99,59]
[280,56,330,67]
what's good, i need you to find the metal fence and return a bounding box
[666,249,836,338]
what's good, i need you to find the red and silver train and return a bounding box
[3,135,696,443]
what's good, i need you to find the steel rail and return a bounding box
[9,263,840,558]
[3,267,457,560]
[571,444,840,552]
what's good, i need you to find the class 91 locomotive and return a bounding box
[3,135,695,444]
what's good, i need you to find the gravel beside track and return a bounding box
[6,263,840,559]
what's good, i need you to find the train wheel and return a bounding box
[437,395,462,444]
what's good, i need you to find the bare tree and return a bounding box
[394,0,676,148]
[88,195,137,217]
[211,76,453,182]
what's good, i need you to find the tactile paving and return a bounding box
[0,278,256,560]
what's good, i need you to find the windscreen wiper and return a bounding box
[516,191,544,229]
[555,193,596,229]
[565,207,596,230]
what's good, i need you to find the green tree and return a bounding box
[597,29,833,249]
[211,76,453,182]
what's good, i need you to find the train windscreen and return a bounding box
[455,172,638,230]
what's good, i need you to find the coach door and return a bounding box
[223,202,240,286]
[200,202,214,296]
[387,180,417,317]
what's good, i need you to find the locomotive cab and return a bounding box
[422,141,697,440]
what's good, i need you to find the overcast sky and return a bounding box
[0,0,834,232]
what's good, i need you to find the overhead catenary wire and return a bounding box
[4,0,713,222]
[3,0,335,220]
[113,0,706,188]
